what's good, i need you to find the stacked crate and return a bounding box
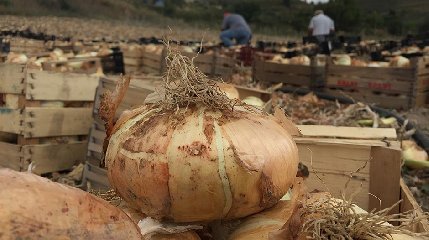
[9,38,46,54]
[253,57,325,89]
[325,56,429,109]
[141,46,166,75]
[0,64,99,174]
[182,51,236,79]
[83,75,160,190]
[122,45,144,74]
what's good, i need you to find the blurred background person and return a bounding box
[308,10,335,54]
[220,12,252,47]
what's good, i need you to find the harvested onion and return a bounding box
[102,47,299,223]
[0,169,141,239]
[105,105,299,222]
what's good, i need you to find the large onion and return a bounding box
[0,169,141,239]
[105,105,299,223]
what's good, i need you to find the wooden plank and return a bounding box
[88,141,103,154]
[26,69,99,101]
[142,58,162,69]
[305,171,370,209]
[327,64,415,81]
[326,75,413,94]
[123,57,143,66]
[0,141,21,171]
[0,64,26,94]
[324,89,411,109]
[299,139,373,209]
[368,146,401,212]
[90,125,106,141]
[23,142,87,175]
[263,62,313,75]
[0,108,21,134]
[82,162,110,191]
[255,71,313,86]
[3,94,20,109]
[399,179,429,232]
[23,107,93,138]
[298,143,371,175]
[297,125,397,140]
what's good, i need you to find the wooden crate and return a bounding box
[141,48,166,75]
[183,52,236,78]
[122,47,144,74]
[0,66,99,174]
[87,76,160,166]
[296,125,404,213]
[80,161,110,191]
[41,57,102,74]
[325,56,429,109]
[253,58,325,89]
[9,38,46,54]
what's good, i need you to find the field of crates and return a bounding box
[0,15,428,239]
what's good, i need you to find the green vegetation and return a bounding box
[0,0,428,37]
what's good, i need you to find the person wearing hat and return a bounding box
[220,12,252,47]
[308,10,335,54]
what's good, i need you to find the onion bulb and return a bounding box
[217,83,240,100]
[105,105,299,222]
[0,169,141,239]
[390,56,410,68]
[290,56,310,66]
[402,146,428,162]
[333,54,351,66]
[242,96,265,108]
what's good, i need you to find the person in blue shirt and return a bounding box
[220,12,252,47]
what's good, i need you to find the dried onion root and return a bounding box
[89,189,122,206]
[299,194,429,240]
[159,40,241,112]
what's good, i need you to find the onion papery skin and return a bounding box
[106,105,299,223]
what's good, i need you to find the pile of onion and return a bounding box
[101,44,299,223]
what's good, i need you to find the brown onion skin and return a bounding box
[0,169,142,240]
[106,106,299,223]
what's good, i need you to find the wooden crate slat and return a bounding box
[297,125,397,140]
[0,108,21,134]
[298,143,371,175]
[304,169,370,209]
[327,64,415,81]
[262,61,312,75]
[23,107,92,138]
[143,51,163,62]
[88,141,103,154]
[90,125,106,141]
[326,75,414,94]
[26,70,99,101]
[23,142,87,175]
[0,141,21,171]
[400,180,429,232]
[416,76,429,91]
[368,146,401,212]
[255,71,313,86]
[0,64,25,94]
[122,50,144,58]
[82,162,110,190]
[142,58,162,69]
[324,89,411,109]
[123,57,143,66]
[2,94,21,109]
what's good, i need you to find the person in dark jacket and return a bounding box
[220,12,252,47]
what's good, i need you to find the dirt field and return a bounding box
[0,15,292,43]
